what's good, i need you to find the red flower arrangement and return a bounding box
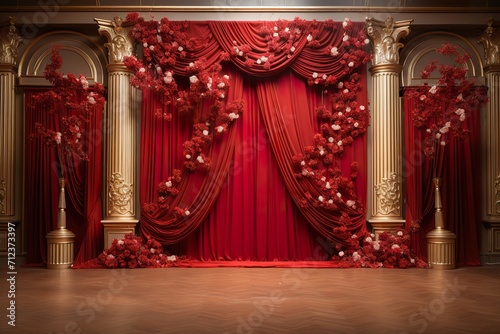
[331,220,427,268]
[97,233,180,268]
[406,43,488,160]
[30,46,106,175]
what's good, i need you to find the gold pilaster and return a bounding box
[365,17,412,235]
[0,17,25,255]
[478,19,500,263]
[96,17,139,243]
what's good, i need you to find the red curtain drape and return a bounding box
[403,89,482,266]
[138,20,369,261]
[24,88,103,266]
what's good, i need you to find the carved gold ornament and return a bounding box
[108,172,133,215]
[374,173,401,215]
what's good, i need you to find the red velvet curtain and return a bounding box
[138,20,369,261]
[24,89,103,266]
[403,89,481,266]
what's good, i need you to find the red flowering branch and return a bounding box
[30,46,107,177]
[406,43,488,163]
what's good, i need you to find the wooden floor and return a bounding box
[2,264,500,334]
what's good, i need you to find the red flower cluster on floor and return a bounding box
[97,233,179,268]
[331,225,427,268]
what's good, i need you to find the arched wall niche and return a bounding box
[17,30,108,87]
[401,31,485,87]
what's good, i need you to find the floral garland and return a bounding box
[123,13,243,217]
[30,46,106,170]
[97,233,179,268]
[406,43,488,159]
[291,25,371,215]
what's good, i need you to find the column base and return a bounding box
[46,227,76,269]
[368,219,406,239]
[481,220,500,264]
[101,219,139,249]
[426,227,456,270]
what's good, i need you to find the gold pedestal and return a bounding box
[46,227,75,269]
[426,178,456,270]
[426,227,456,270]
[46,177,75,269]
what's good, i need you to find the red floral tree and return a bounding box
[406,43,488,170]
[30,46,107,177]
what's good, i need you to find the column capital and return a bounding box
[95,16,135,64]
[0,16,27,66]
[365,17,413,66]
[478,18,500,67]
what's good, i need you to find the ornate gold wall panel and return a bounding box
[483,70,500,218]
[478,19,500,263]
[479,21,500,221]
[0,70,15,218]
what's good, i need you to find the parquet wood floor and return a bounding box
[1,264,500,334]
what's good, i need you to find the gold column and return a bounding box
[478,18,500,263]
[0,17,25,254]
[365,17,412,236]
[95,17,139,247]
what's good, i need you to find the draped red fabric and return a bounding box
[24,89,103,265]
[170,21,367,80]
[403,89,481,266]
[138,20,369,260]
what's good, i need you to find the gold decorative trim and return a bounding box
[402,31,484,86]
[374,173,401,216]
[2,6,500,13]
[0,16,26,66]
[369,63,402,75]
[478,18,500,67]
[495,175,500,214]
[108,172,133,216]
[0,179,5,215]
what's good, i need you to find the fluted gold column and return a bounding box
[478,18,500,263]
[0,17,25,254]
[365,17,412,236]
[95,17,139,247]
